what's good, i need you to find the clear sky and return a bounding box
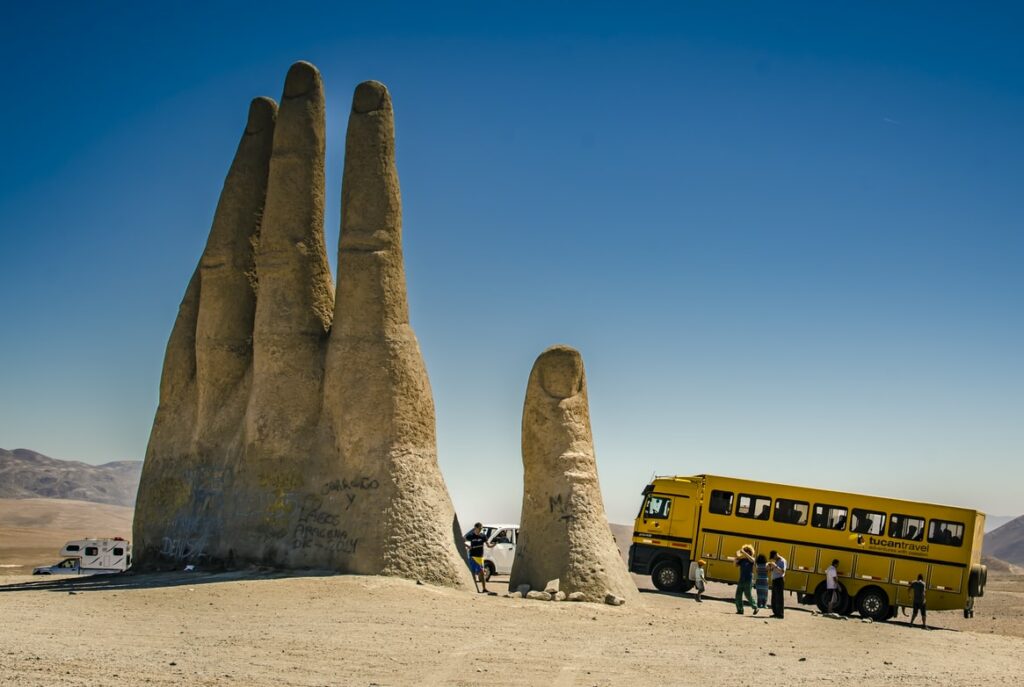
[1,2,1021,524]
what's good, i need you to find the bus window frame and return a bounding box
[773,497,810,526]
[811,503,848,530]
[850,508,886,536]
[708,490,734,516]
[888,513,925,541]
[736,493,772,520]
[643,495,672,520]
[927,518,964,547]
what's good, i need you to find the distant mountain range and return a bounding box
[985,515,1018,532]
[985,515,1024,567]
[0,448,142,507]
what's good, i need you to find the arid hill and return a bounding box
[0,448,141,507]
[985,515,1024,566]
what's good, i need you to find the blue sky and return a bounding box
[1,2,1021,523]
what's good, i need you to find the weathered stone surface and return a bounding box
[567,592,586,602]
[526,591,553,601]
[604,593,625,606]
[554,591,567,601]
[544,579,560,594]
[132,63,471,589]
[509,346,640,604]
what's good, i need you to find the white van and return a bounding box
[33,538,132,575]
[480,524,518,580]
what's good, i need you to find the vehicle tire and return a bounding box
[651,560,684,592]
[814,582,847,614]
[483,561,495,582]
[855,587,890,621]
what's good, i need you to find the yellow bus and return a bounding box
[628,474,987,620]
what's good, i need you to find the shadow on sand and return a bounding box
[0,568,336,594]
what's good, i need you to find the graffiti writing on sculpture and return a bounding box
[549,493,573,523]
[291,494,359,554]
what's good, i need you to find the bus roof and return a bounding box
[651,473,985,517]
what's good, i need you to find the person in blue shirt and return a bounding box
[464,523,495,593]
[734,544,759,614]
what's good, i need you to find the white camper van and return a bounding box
[32,538,132,576]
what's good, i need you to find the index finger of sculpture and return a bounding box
[249,62,335,447]
[195,97,277,427]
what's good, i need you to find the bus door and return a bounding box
[635,493,675,544]
[668,493,698,547]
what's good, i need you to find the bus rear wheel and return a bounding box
[856,587,890,621]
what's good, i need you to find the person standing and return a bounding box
[909,574,928,629]
[825,559,841,613]
[694,559,707,602]
[734,545,759,615]
[768,550,787,618]
[464,522,495,593]
[754,554,769,609]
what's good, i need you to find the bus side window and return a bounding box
[851,508,885,536]
[643,496,672,520]
[737,494,771,520]
[812,504,847,530]
[774,498,809,525]
[709,490,734,515]
[928,519,964,546]
[889,514,925,541]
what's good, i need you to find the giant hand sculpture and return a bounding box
[133,62,472,588]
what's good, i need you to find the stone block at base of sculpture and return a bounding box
[508,345,640,604]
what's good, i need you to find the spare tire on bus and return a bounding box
[968,564,986,597]
[651,560,685,592]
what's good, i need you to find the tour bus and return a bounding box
[629,475,986,620]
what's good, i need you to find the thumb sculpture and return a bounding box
[133,62,472,589]
[509,345,640,604]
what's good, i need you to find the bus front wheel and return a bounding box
[651,560,684,592]
[856,587,890,621]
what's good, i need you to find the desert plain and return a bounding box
[1,500,1022,687]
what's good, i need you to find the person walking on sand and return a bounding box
[754,554,769,609]
[825,559,841,614]
[694,559,707,602]
[734,545,759,615]
[768,550,787,618]
[909,574,928,629]
[464,522,495,593]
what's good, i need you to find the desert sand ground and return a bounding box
[1,569,1022,686]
